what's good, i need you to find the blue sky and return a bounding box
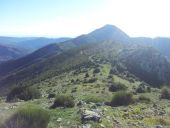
[0,0,170,37]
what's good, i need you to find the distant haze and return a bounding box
[0,0,170,37]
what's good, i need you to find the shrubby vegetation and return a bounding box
[136,83,151,93]
[110,91,134,107]
[48,93,56,98]
[6,86,41,102]
[87,78,97,83]
[85,73,89,78]
[109,82,127,92]
[82,95,106,103]
[93,68,100,74]
[0,104,50,128]
[50,94,75,108]
[160,87,170,99]
[137,95,151,103]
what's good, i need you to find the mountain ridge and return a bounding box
[0,24,170,95]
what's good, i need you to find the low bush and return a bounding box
[110,91,134,107]
[88,78,97,83]
[136,84,151,93]
[138,95,151,103]
[50,94,75,108]
[109,82,127,92]
[85,73,89,78]
[0,104,50,128]
[71,87,77,93]
[160,87,170,99]
[48,93,56,98]
[93,68,100,74]
[6,86,41,102]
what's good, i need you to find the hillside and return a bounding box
[0,37,71,63]
[0,44,28,63]
[0,25,170,128]
[0,25,131,84]
[0,25,170,92]
[0,36,71,52]
[117,45,170,86]
[15,37,71,52]
[133,37,170,58]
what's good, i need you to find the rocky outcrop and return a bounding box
[81,109,102,122]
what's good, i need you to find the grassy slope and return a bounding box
[0,41,170,127]
[0,61,170,127]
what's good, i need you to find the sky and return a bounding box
[0,0,170,37]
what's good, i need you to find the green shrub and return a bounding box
[71,87,77,93]
[0,97,2,103]
[7,86,41,102]
[136,83,151,93]
[110,91,134,107]
[138,95,151,103]
[109,82,127,92]
[85,73,89,78]
[88,78,97,83]
[128,78,135,83]
[93,68,100,74]
[161,87,170,99]
[48,93,56,98]
[50,94,75,108]
[0,104,50,128]
[109,68,117,74]
[71,79,74,83]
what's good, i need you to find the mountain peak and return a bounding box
[91,24,120,34]
[101,24,118,29]
[88,24,131,44]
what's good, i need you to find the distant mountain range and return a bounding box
[0,37,71,63]
[132,37,170,58]
[0,44,28,63]
[0,25,170,95]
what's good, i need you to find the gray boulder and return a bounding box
[81,109,101,122]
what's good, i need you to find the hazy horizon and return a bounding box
[1,0,170,38]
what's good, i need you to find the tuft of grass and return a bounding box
[6,86,41,102]
[136,83,151,93]
[0,104,50,128]
[137,95,151,103]
[160,87,170,99]
[48,93,56,99]
[50,94,75,108]
[82,95,106,103]
[110,91,134,107]
[144,117,170,126]
[109,82,127,92]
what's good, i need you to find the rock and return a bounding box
[96,102,104,106]
[155,125,163,128]
[82,124,91,128]
[57,118,62,122]
[77,100,86,106]
[100,124,105,128]
[103,108,107,111]
[92,109,103,115]
[90,104,97,109]
[113,119,120,124]
[81,109,101,122]
[159,111,166,116]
